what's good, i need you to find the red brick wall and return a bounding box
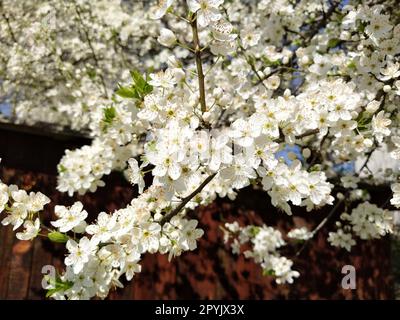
[0,126,394,299]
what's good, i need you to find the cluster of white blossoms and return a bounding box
[328,202,393,251]
[0,0,164,129]
[391,183,400,208]
[1,0,400,299]
[287,227,313,241]
[0,180,50,240]
[56,134,141,196]
[1,155,205,299]
[57,139,113,196]
[46,186,204,300]
[223,222,300,284]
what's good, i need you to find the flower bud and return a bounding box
[283,89,292,97]
[48,231,69,243]
[262,67,271,76]
[383,85,391,93]
[340,31,350,40]
[363,138,373,148]
[282,56,289,64]
[153,212,163,221]
[337,192,345,200]
[350,111,358,118]
[365,100,380,114]
[301,55,310,65]
[302,148,311,159]
[219,93,232,105]
[203,111,212,122]
[157,28,176,47]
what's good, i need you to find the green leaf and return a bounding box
[48,231,69,243]
[103,106,116,124]
[327,38,342,49]
[115,70,153,100]
[115,85,138,99]
[309,164,322,172]
[356,112,372,131]
[357,21,367,33]
[130,70,153,97]
[146,140,157,152]
[45,275,73,298]
[142,82,153,96]
[130,70,146,88]
[262,57,281,67]
[292,39,303,47]
[101,106,117,132]
[347,60,357,70]
[262,269,276,276]
[111,28,119,39]
[87,68,96,79]
[249,226,261,237]
[45,288,59,298]
[58,164,67,173]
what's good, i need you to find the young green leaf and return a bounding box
[115,85,138,99]
[48,231,69,243]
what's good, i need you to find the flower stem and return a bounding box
[160,172,217,225]
[190,14,207,114]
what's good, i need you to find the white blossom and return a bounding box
[16,218,41,241]
[157,28,177,47]
[187,0,223,27]
[51,202,88,233]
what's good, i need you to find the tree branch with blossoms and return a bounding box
[160,172,217,224]
[1,0,400,299]
[190,12,208,114]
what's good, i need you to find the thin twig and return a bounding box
[2,13,18,43]
[74,4,108,97]
[160,173,217,225]
[190,13,207,113]
[305,0,340,40]
[309,131,329,167]
[295,128,320,139]
[296,145,377,257]
[356,147,376,177]
[278,128,320,143]
[239,45,269,90]
[296,197,345,257]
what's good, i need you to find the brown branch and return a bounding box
[309,131,329,167]
[2,13,18,43]
[221,6,268,90]
[296,145,377,257]
[305,0,340,41]
[278,128,320,143]
[190,14,207,113]
[296,196,344,257]
[160,172,217,225]
[355,147,376,177]
[295,128,320,139]
[243,54,268,90]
